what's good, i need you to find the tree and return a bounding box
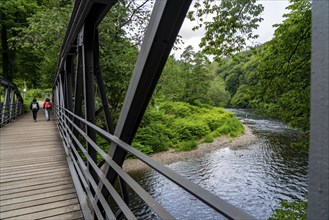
[154,56,186,101]
[180,46,211,104]
[251,0,311,131]
[0,0,41,81]
[218,0,311,132]
[187,0,264,62]
[207,76,230,107]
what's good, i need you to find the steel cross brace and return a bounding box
[99,0,192,204]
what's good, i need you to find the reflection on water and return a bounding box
[127,109,308,219]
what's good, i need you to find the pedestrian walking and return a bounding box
[42,98,52,121]
[30,98,40,122]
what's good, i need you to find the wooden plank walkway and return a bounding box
[0,111,83,219]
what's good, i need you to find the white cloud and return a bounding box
[171,0,290,59]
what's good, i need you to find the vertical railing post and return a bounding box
[1,87,9,126]
[14,96,18,119]
[9,89,15,122]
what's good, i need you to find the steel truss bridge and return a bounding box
[0,0,328,219]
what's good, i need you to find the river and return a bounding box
[126,109,309,219]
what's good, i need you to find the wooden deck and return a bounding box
[0,111,83,219]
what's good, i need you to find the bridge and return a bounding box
[0,0,328,219]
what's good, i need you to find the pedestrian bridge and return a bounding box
[0,0,328,219]
[0,113,82,219]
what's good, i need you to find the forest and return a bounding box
[1,0,310,147]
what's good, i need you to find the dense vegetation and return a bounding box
[216,0,311,133]
[132,100,244,154]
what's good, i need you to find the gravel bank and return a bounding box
[122,125,256,173]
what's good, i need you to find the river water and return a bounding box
[127,109,309,219]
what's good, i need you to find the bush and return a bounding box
[175,140,197,152]
[194,109,231,131]
[158,101,200,118]
[139,108,173,127]
[134,123,172,152]
[269,200,307,220]
[204,134,214,143]
[131,142,153,155]
[133,100,245,155]
[214,117,244,137]
[172,118,210,141]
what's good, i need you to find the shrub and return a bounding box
[134,123,172,153]
[131,142,153,155]
[133,100,245,155]
[214,117,244,137]
[269,200,307,220]
[172,118,210,141]
[194,109,231,131]
[204,134,214,143]
[176,140,197,152]
[158,101,200,118]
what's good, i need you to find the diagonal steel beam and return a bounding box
[100,0,192,191]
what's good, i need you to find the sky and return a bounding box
[171,0,291,59]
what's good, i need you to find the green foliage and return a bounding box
[172,118,210,141]
[133,101,244,154]
[158,101,199,118]
[207,76,231,107]
[204,134,214,143]
[134,123,171,153]
[187,0,264,61]
[12,2,72,88]
[269,200,307,220]
[215,0,311,135]
[213,117,244,138]
[175,140,197,152]
[131,142,153,155]
[0,0,41,81]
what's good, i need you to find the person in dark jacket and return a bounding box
[30,98,40,122]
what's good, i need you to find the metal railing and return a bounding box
[0,78,24,128]
[55,103,255,219]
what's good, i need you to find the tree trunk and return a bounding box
[1,24,12,81]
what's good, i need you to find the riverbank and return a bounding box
[122,124,256,173]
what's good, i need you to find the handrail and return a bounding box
[0,78,24,128]
[55,104,255,219]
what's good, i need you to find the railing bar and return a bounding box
[69,149,105,220]
[57,112,110,220]
[70,145,118,220]
[65,146,94,219]
[61,116,137,220]
[58,105,255,219]
[62,111,174,219]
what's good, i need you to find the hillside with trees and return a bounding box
[1,0,311,145]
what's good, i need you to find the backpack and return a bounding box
[32,102,38,110]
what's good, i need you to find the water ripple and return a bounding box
[129,109,308,219]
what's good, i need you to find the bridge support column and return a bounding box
[81,21,98,185]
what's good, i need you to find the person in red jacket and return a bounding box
[43,98,52,121]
